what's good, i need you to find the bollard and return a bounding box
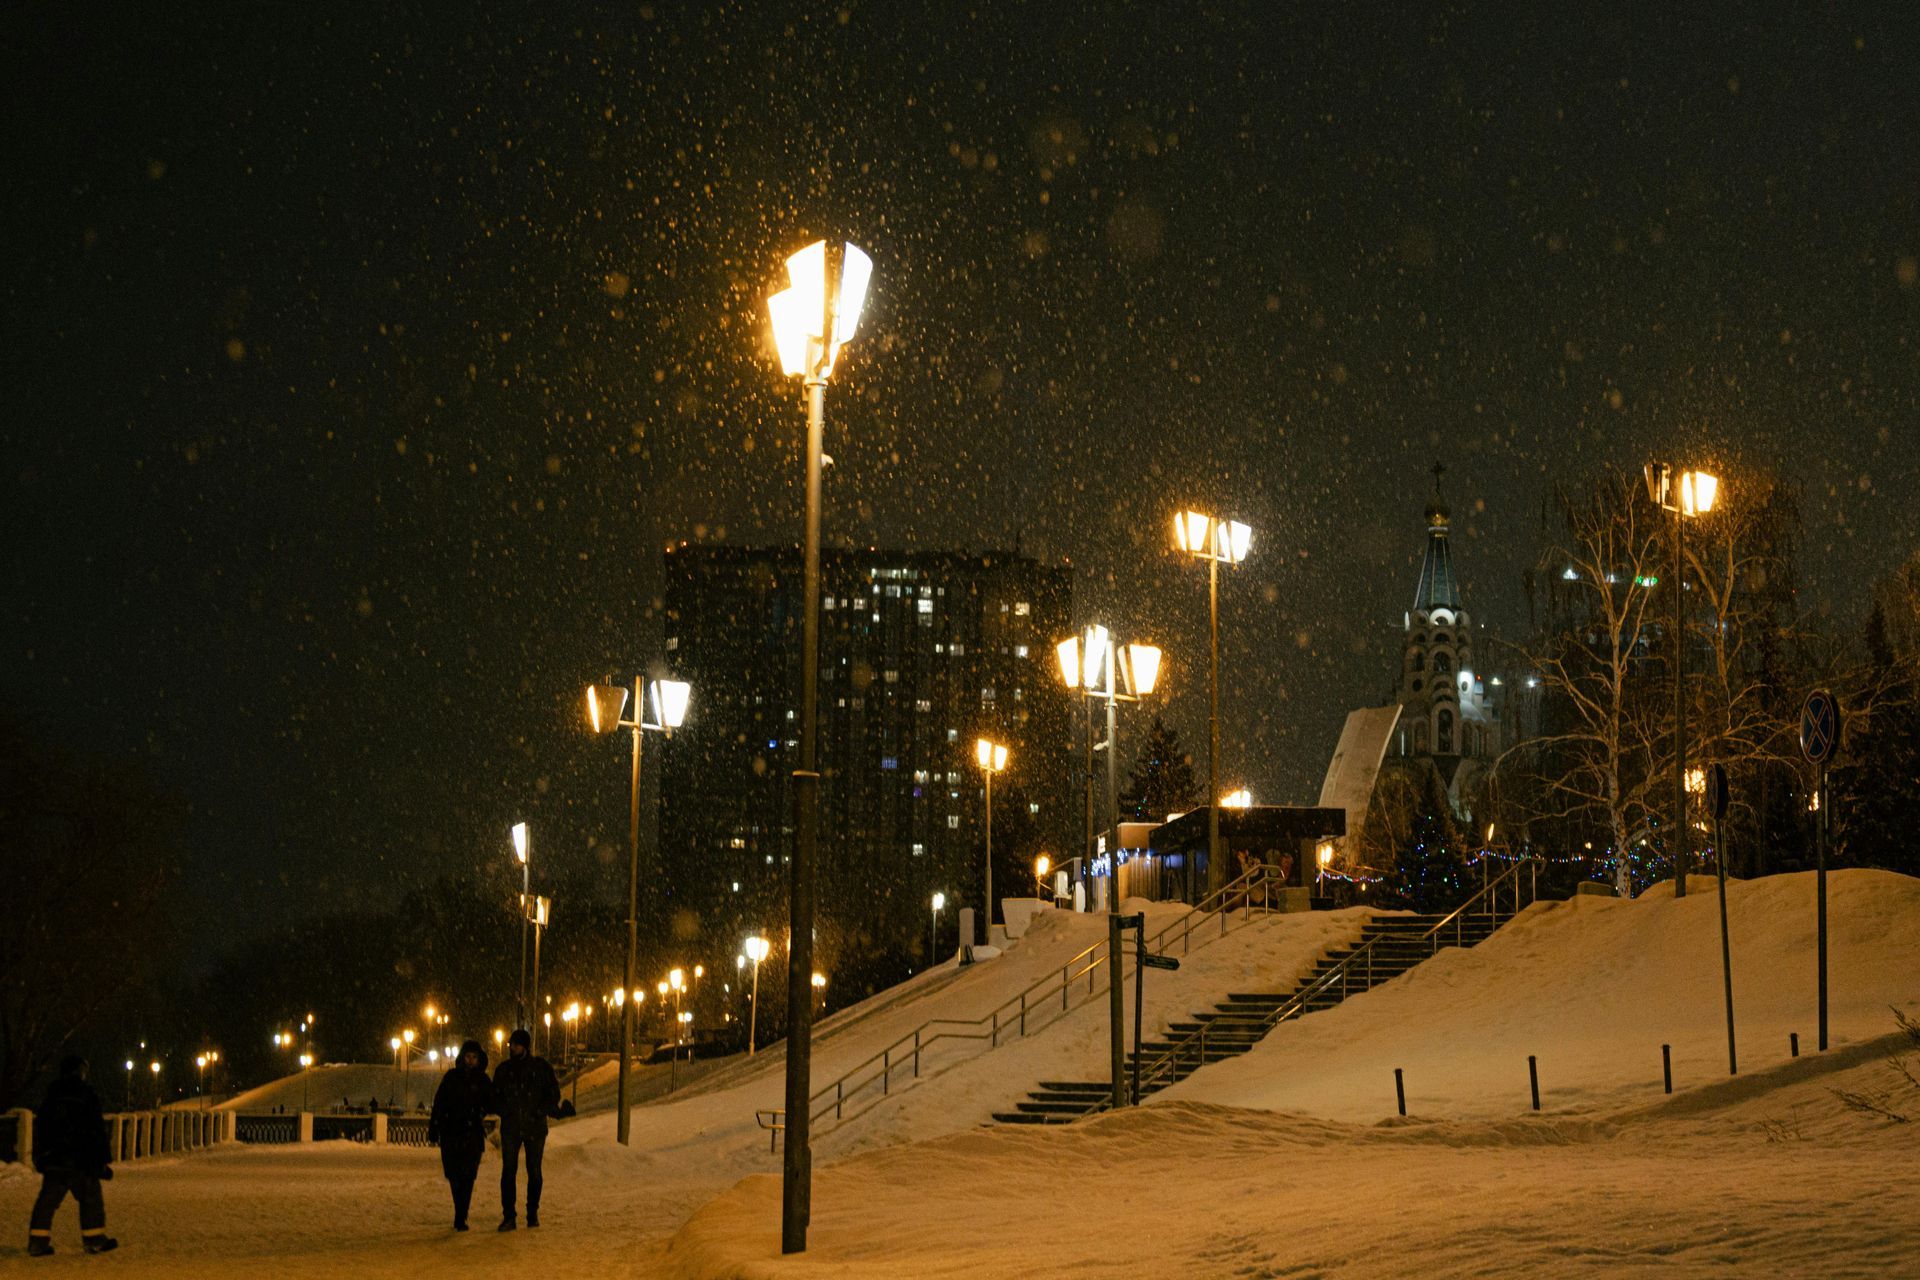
[1789,1032,1799,1058]
[1528,1055,1540,1111]
[1394,1068,1406,1117]
[1662,1044,1672,1094]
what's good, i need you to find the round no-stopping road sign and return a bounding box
[1800,689,1841,767]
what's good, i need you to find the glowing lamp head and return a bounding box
[931,891,946,912]
[767,240,873,380]
[511,822,529,864]
[1316,840,1335,868]
[1126,644,1163,697]
[125,1060,134,1072]
[299,1054,313,1068]
[390,1038,401,1051]
[196,1055,207,1069]
[1035,855,1051,879]
[811,972,826,989]
[613,987,626,1006]
[150,1061,161,1075]
[651,678,692,730]
[586,684,628,734]
[1221,788,1252,809]
[1056,636,1082,689]
[1680,470,1718,517]
[693,964,704,980]
[403,1030,415,1044]
[974,738,1007,772]
[669,967,685,992]
[746,935,771,963]
[1174,510,1211,555]
[1083,625,1111,691]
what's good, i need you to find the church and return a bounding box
[1318,467,1510,867]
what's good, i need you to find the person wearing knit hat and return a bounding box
[491,1027,559,1230]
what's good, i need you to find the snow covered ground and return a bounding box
[5,872,1917,1276]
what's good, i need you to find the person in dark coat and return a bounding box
[426,1040,493,1231]
[490,1028,559,1230]
[27,1055,117,1256]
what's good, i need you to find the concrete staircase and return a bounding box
[991,910,1498,1125]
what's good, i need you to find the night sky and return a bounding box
[7,3,1917,961]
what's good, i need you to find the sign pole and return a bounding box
[1710,764,1736,1075]
[1816,762,1828,1052]
[1132,918,1145,1106]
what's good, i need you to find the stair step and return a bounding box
[993,1111,1075,1126]
[1036,1081,1110,1094]
[1016,1100,1098,1114]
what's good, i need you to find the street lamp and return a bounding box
[584,675,691,1146]
[766,235,874,1257]
[527,894,551,1054]
[1034,854,1051,900]
[298,1053,313,1113]
[1645,462,1718,898]
[974,737,1010,943]
[1221,788,1253,809]
[511,821,531,1032]
[401,1030,416,1108]
[149,1060,161,1109]
[930,891,946,961]
[1055,625,1163,903]
[124,1060,134,1111]
[743,936,770,1056]
[1174,509,1253,896]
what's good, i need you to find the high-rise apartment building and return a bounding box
[658,544,1074,990]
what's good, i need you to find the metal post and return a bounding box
[748,956,761,1057]
[519,855,530,1031]
[1715,811,1737,1075]
[1673,504,1688,898]
[982,769,994,944]
[1394,1068,1406,1116]
[618,698,642,1145]
[1528,1055,1540,1111]
[782,376,825,1255]
[531,921,542,1057]
[1816,766,1828,1052]
[1083,700,1095,907]
[1662,1043,1672,1094]
[1207,547,1222,897]
[1108,913,1125,1110]
[1104,696,1120,874]
[1131,919,1145,1106]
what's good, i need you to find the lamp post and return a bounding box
[149,1060,161,1109]
[511,822,530,1030]
[585,676,691,1145]
[1034,855,1051,901]
[930,891,945,961]
[298,1054,313,1112]
[1055,626,1163,903]
[1056,626,1161,1113]
[1174,510,1253,897]
[527,895,551,1055]
[744,936,770,1055]
[1644,463,1718,898]
[124,1059,134,1111]
[766,235,874,1256]
[401,1030,415,1107]
[974,737,1010,943]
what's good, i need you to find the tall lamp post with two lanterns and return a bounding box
[1643,462,1718,898]
[1173,510,1252,894]
[585,676,691,1146]
[974,737,1009,943]
[765,235,874,1255]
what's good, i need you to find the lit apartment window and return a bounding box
[951,642,966,656]
[913,770,930,784]
[946,729,958,742]
[885,670,899,683]
[981,686,996,701]
[918,598,934,614]
[729,837,747,849]
[1014,602,1030,616]
[947,815,960,829]
[912,843,925,857]
[1028,803,1040,815]
[915,699,932,713]
[1013,644,1028,658]
[666,636,679,651]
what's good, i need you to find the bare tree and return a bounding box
[1508,467,1667,894]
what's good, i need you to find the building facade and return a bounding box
[658,544,1074,988]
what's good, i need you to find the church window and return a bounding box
[1411,679,1423,692]
[1411,653,1425,672]
[1433,651,1452,675]
[1414,725,1427,752]
[1437,710,1455,754]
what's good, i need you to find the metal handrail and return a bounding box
[764,861,1289,1137]
[1110,855,1545,1109]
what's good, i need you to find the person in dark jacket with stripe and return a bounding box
[27,1055,117,1256]
[426,1040,493,1231]
[490,1028,559,1230]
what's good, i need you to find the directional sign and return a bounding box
[1800,689,1841,766]
[1141,953,1181,971]
[1708,764,1730,821]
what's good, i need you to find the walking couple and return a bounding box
[427,1028,562,1232]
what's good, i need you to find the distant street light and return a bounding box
[585,675,691,1145]
[743,936,771,1056]
[1034,854,1051,900]
[512,821,531,1031]
[401,1030,416,1108]
[974,737,1010,942]
[298,1053,313,1112]
[1174,510,1253,895]
[766,235,874,1257]
[1221,788,1253,809]
[1645,461,1719,898]
[930,891,946,961]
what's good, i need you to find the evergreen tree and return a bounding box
[1831,605,1920,876]
[1119,716,1200,821]
[1384,767,1473,911]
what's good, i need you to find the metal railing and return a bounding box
[758,861,1292,1141]
[236,1113,299,1145]
[1110,856,1545,1109]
